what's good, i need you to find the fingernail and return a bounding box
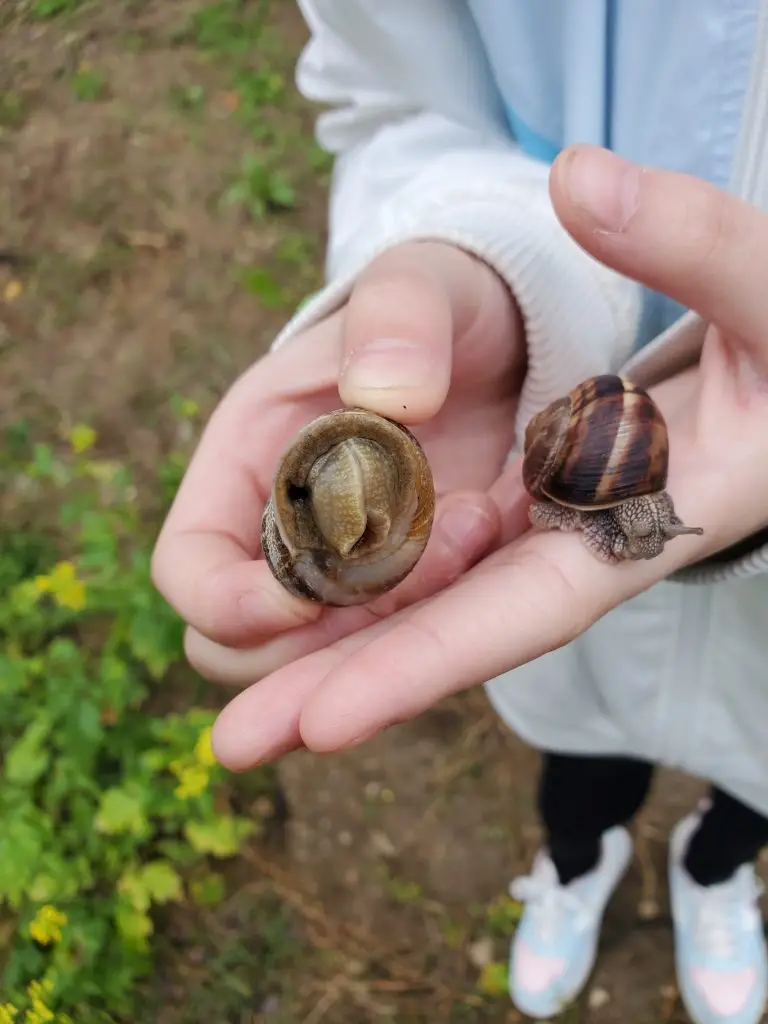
[561,147,641,232]
[341,338,434,392]
[438,502,495,552]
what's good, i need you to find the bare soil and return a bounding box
[1,2,762,1021]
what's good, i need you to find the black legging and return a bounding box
[539,752,768,887]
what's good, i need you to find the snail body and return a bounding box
[522,374,703,562]
[262,408,435,606]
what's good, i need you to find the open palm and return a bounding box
[153,240,522,659]
[201,147,768,771]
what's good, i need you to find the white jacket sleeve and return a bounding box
[272,0,642,440]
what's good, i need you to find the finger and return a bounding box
[211,634,373,770]
[295,531,699,755]
[152,319,344,645]
[185,490,500,686]
[210,531,610,770]
[550,144,768,369]
[338,241,505,422]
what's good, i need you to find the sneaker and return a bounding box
[669,812,768,1024]
[508,825,633,1018]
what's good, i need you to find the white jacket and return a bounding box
[274,1,768,815]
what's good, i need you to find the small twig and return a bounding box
[301,982,342,1024]
[242,847,450,996]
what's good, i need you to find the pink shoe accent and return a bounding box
[514,939,567,994]
[691,966,756,1016]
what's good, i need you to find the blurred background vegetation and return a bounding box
[0,1,708,1021]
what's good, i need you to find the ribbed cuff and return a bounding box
[622,311,768,584]
[272,165,642,447]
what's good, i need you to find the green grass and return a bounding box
[31,0,84,18]
[70,67,107,102]
[185,0,271,54]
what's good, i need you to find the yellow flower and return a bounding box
[28,906,67,946]
[0,1004,19,1024]
[3,280,22,302]
[177,765,210,800]
[25,1011,53,1024]
[25,981,52,1003]
[33,562,86,612]
[22,979,54,1024]
[171,761,210,800]
[194,726,216,767]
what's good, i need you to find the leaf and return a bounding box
[267,175,296,210]
[4,717,51,785]
[476,961,509,997]
[240,267,287,309]
[190,872,226,907]
[69,424,97,454]
[128,608,183,679]
[118,861,182,915]
[115,902,153,949]
[139,861,183,904]
[484,894,524,934]
[0,814,46,903]
[95,788,148,836]
[30,443,55,478]
[184,815,256,857]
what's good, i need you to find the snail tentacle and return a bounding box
[522,374,703,562]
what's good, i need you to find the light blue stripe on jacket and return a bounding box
[466,0,759,349]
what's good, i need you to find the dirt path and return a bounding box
[1,2,762,1021]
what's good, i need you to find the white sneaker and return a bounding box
[669,812,768,1024]
[508,825,633,1018]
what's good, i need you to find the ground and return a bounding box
[0,2,763,1021]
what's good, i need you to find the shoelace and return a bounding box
[509,861,592,944]
[692,871,765,960]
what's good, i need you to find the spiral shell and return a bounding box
[522,375,670,510]
[261,408,435,606]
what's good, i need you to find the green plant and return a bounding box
[30,0,82,18]
[240,266,289,309]
[234,68,285,119]
[70,67,106,102]
[168,84,207,115]
[0,405,261,1020]
[0,93,28,131]
[188,0,270,54]
[223,153,296,221]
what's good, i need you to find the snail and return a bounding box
[261,408,435,606]
[522,374,703,562]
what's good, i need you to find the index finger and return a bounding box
[550,145,768,363]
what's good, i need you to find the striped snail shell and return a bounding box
[261,408,435,606]
[522,374,703,562]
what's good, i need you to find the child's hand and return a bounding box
[202,146,768,770]
[152,239,523,659]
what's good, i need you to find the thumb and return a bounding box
[549,144,768,374]
[338,240,503,422]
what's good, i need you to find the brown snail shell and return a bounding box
[261,408,435,606]
[522,374,703,562]
[522,374,669,510]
